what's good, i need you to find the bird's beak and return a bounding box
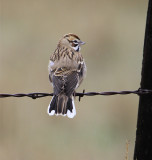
[79,41,85,45]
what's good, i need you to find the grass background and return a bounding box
[0,0,148,159]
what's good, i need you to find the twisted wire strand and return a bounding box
[0,89,152,100]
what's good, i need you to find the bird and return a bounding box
[47,33,86,118]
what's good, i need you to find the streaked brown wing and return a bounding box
[52,75,64,95]
[52,70,78,97]
[54,67,76,76]
[76,62,86,86]
[64,71,79,96]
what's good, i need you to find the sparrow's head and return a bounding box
[59,33,85,52]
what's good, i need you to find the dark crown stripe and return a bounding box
[64,34,80,40]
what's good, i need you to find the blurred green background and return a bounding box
[0,0,148,159]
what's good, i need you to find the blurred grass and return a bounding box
[0,0,148,160]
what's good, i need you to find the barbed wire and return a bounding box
[0,88,152,101]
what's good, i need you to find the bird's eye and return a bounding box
[73,40,78,44]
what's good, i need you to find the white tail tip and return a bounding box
[47,97,76,118]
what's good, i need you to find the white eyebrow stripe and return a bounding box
[73,41,78,44]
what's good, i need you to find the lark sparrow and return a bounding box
[47,33,86,118]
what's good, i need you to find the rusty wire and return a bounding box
[0,89,152,101]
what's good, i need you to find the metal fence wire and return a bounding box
[0,88,152,101]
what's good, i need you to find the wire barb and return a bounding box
[79,89,85,101]
[0,89,152,99]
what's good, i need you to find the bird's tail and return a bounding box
[47,94,76,118]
